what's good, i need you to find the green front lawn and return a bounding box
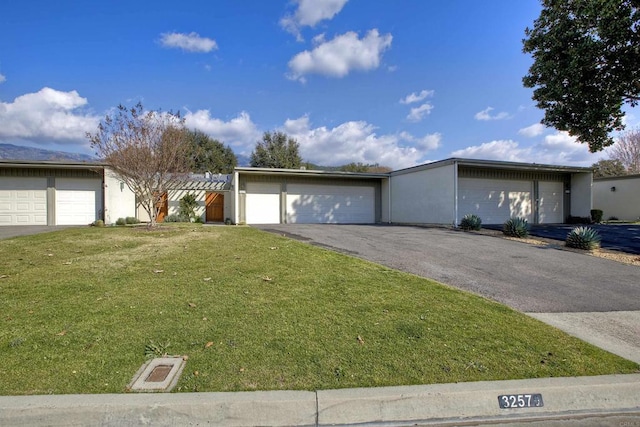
[0,225,637,395]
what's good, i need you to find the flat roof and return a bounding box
[234,167,388,179]
[391,158,593,176]
[0,159,105,170]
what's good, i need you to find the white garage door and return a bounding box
[458,178,532,224]
[56,178,102,225]
[286,184,375,224]
[245,182,280,224]
[0,177,47,225]
[538,181,564,224]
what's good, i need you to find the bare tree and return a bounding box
[610,128,640,174]
[87,103,191,227]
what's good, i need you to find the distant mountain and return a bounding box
[0,143,96,162]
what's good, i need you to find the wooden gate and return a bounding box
[206,192,224,222]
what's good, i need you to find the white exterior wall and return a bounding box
[390,164,456,224]
[104,169,136,224]
[593,176,640,221]
[570,172,592,218]
[168,189,206,221]
[380,178,390,223]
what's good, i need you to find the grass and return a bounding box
[0,225,637,395]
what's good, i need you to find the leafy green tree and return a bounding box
[250,131,302,169]
[592,159,627,178]
[522,0,640,152]
[185,129,237,174]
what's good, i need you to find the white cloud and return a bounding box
[0,73,6,84]
[184,110,261,154]
[474,106,511,121]
[160,32,218,53]
[282,115,438,169]
[406,103,434,123]
[287,29,392,82]
[281,0,349,40]
[400,89,433,105]
[450,131,601,166]
[518,123,546,138]
[0,87,99,144]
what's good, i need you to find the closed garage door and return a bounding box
[56,178,102,225]
[538,181,564,224]
[246,182,280,224]
[458,178,532,224]
[0,177,47,225]
[286,184,375,224]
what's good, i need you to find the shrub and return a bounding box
[92,219,105,227]
[459,214,482,231]
[164,213,187,223]
[179,193,199,222]
[125,216,140,225]
[565,226,601,250]
[502,217,529,238]
[194,216,204,224]
[115,217,126,226]
[590,209,603,224]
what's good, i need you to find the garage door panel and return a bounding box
[0,177,48,225]
[56,178,102,225]
[538,181,564,224]
[459,178,532,224]
[245,182,280,224]
[286,184,375,224]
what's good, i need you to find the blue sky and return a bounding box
[0,0,634,169]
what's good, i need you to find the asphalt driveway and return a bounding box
[0,225,79,240]
[256,224,640,314]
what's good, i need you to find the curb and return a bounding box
[1,374,639,426]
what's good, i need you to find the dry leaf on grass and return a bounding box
[188,302,197,308]
[203,277,212,281]
[357,335,365,345]
[62,261,72,265]
[269,247,278,250]
[153,270,164,274]
[56,330,67,336]
[262,276,273,282]
[0,275,9,279]
[205,341,214,349]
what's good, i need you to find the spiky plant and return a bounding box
[460,214,482,231]
[565,226,601,250]
[502,217,529,238]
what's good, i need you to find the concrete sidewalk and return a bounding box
[1,374,639,426]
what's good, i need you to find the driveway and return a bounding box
[256,224,639,313]
[0,225,79,240]
[256,224,640,363]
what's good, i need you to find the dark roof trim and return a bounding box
[593,173,640,182]
[0,159,106,170]
[234,167,389,179]
[391,158,592,176]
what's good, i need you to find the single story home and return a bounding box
[592,174,640,221]
[1,158,594,227]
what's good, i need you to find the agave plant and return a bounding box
[460,214,482,231]
[565,226,601,250]
[502,217,529,238]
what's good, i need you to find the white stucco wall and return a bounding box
[593,175,640,221]
[390,163,456,224]
[380,178,390,223]
[570,172,592,218]
[104,169,136,224]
